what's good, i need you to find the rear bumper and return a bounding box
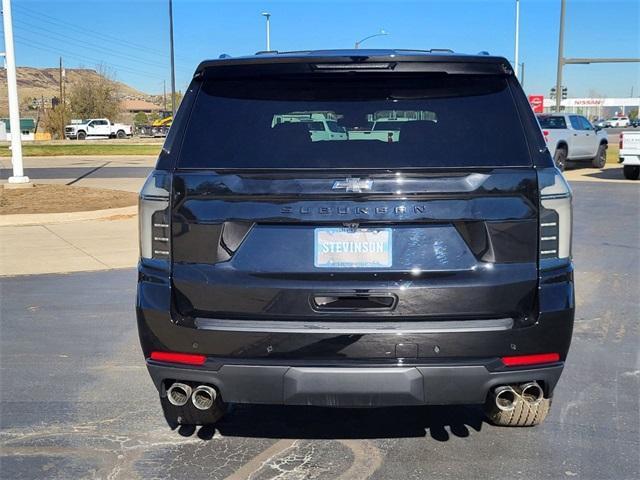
[147,360,564,407]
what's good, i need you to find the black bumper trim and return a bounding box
[147,361,564,407]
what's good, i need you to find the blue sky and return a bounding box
[3,0,639,97]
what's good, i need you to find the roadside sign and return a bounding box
[529,95,544,113]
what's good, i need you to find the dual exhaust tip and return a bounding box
[493,382,544,411]
[167,382,217,410]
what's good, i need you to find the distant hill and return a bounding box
[0,67,160,116]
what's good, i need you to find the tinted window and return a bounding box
[569,116,582,130]
[179,74,531,169]
[537,116,567,129]
[578,116,593,130]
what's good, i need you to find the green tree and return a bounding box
[133,112,148,126]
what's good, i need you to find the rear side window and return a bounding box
[538,116,567,129]
[179,73,531,169]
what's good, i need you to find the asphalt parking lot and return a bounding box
[1,180,638,480]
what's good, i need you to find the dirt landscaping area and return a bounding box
[0,184,137,215]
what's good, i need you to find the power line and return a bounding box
[13,34,164,80]
[12,3,200,67]
[13,18,170,71]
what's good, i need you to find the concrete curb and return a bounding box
[0,205,138,227]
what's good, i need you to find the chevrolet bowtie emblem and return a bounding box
[332,178,373,193]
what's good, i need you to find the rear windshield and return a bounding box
[179,74,531,169]
[538,115,567,129]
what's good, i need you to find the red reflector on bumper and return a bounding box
[150,351,206,366]
[502,353,560,367]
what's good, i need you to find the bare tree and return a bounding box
[69,65,122,120]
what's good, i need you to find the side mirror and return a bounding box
[594,126,601,132]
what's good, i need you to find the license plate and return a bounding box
[314,228,392,268]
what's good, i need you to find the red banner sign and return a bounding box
[528,95,544,113]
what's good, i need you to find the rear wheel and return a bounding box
[592,143,607,168]
[116,130,126,139]
[485,397,552,427]
[77,130,86,140]
[623,165,640,180]
[554,147,567,171]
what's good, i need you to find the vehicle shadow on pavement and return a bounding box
[176,404,487,442]
[580,166,628,181]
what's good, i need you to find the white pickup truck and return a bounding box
[619,131,640,180]
[65,118,132,140]
[537,113,608,171]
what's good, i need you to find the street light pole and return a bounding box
[1,0,29,184]
[514,0,520,79]
[261,12,271,51]
[355,30,388,49]
[555,0,566,112]
[169,0,176,117]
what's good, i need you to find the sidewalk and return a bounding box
[0,161,637,276]
[0,215,138,276]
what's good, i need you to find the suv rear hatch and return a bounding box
[169,68,539,327]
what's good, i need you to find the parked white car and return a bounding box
[537,114,608,170]
[619,131,640,180]
[65,118,132,140]
[606,116,631,128]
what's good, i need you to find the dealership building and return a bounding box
[540,97,640,119]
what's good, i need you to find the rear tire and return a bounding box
[554,147,567,171]
[77,130,86,140]
[623,165,640,180]
[485,397,551,427]
[592,143,607,168]
[116,130,126,139]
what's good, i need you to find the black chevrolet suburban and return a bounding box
[137,49,574,428]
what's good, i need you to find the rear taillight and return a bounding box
[150,351,206,365]
[542,130,549,142]
[502,353,560,367]
[538,167,572,270]
[139,171,171,260]
[619,133,623,150]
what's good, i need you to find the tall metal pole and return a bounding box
[514,0,520,79]
[555,0,566,112]
[262,12,271,51]
[2,0,28,183]
[169,0,176,117]
[163,80,167,111]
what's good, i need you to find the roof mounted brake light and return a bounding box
[312,62,394,70]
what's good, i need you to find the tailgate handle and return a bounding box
[312,294,397,311]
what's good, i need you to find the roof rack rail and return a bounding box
[218,53,232,59]
[255,50,278,55]
[477,51,491,56]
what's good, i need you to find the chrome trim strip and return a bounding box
[195,317,514,334]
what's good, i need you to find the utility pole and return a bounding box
[261,12,271,51]
[168,0,176,117]
[2,0,29,184]
[59,56,65,137]
[163,80,167,111]
[514,0,520,79]
[555,0,566,112]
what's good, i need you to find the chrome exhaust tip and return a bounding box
[493,385,520,411]
[167,382,192,407]
[519,382,544,405]
[191,385,217,410]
